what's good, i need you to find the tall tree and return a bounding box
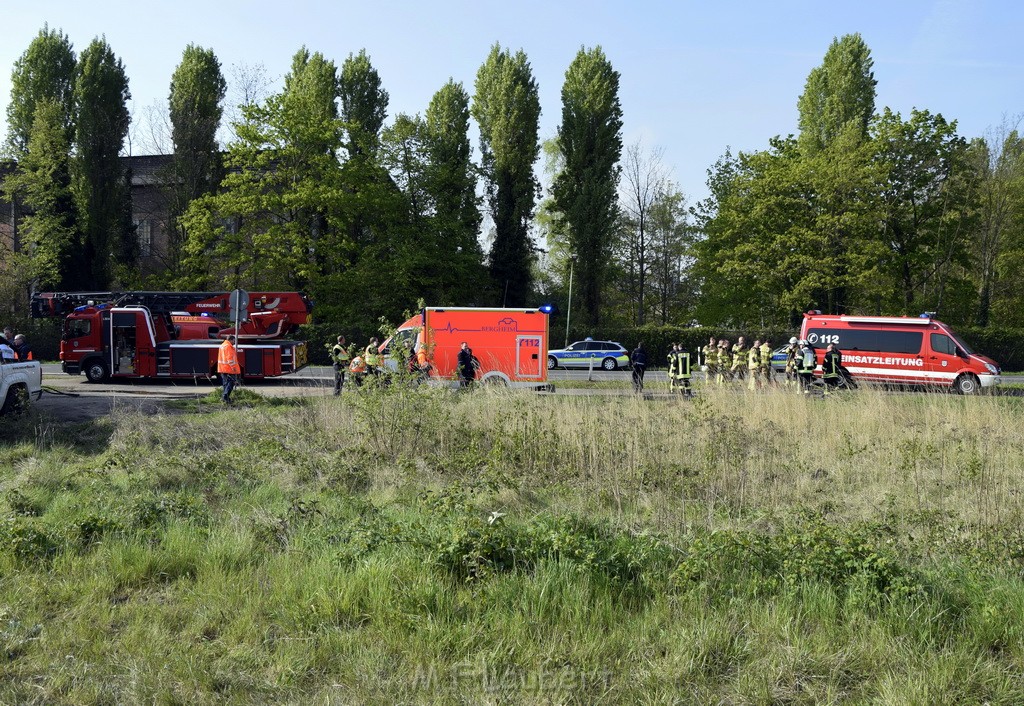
[338,49,388,158]
[73,37,133,288]
[1,99,80,291]
[181,48,343,291]
[167,44,226,275]
[4,25,76,157]
[552,46,623,327]
[472,43,541,307]
[873,108,978,317]
[646,186,693,325]
[967,123,1024,326]
[619,141,667,325]
[422,80,486,303]
[797,33,876,155]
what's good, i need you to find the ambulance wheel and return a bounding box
[953,374,979,395]
[601,357,617,371]
[547,356,557,370]
[84,359,109,383]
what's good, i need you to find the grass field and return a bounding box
[2,383,1024,704]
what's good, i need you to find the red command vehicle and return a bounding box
[32,291,312,383]
[799,313,1001,394]
[382,307,550,388]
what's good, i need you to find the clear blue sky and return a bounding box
[2,0,1022,202]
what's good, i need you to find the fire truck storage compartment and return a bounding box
[170,344,217,375]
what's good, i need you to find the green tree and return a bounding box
[872,108,979,318]
[967,125,1024,326]
[552,46,622,327]
[167,44,227,275]
[472,43,541,307]
[73,37,133,288]
[339,49,388,158]
[619,141,668,326]
[422,80,486,303]
[180,48,343,291]
[4,25,76,157]
[797,33,876,155]
[1,99,80,291]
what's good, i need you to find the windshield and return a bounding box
[63,318,91,339]
[946,329,975,356]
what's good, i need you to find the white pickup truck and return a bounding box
[0,358,43,414]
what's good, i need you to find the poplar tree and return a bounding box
[73,37,133,288]
[168,44,226,274]
[4,25,76,156]
[552,46,623,327]
[339,49,388,158]
[797,33,876,155]
[472,43,541,306]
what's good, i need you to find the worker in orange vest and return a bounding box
[12,334,33,361]
[218,335,242,404]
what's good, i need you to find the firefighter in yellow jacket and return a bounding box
[747,339,761,390]
[730,336,747,382]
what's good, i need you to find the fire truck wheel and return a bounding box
[84,359,109,383]
[601,357,617,371]
[953,374,979,395]
[547,356,557,370]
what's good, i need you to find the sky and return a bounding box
[1,0,1022,203]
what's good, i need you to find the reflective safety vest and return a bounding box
[799,348,816,373]
[822,351,841,379]
[673,351,692,379]
[217,340,242,374]
[331,344,350,366]
[759,343,772,370]
[364,344,379,367]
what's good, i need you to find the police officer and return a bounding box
[631,342,648,393]
[331,335,350,395]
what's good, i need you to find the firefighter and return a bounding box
[672,343,693,398]
[716,339,731,384]
[364,337,381,377]
[330,335,350,395]
[702,337,718,383]
[747,339,761,390]
[784,337,799,386]
[667,343,680,393]
[349,353,367,387]
[730,336,747,382]
[822,342,842,395]
[759,338,773,385]
[797,340,816,394]
[217,335,242,404]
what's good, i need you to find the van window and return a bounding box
[930,333,958,356]
[806,328,923,355]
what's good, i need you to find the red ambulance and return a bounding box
[381,307,550,388]
[800,313,1001,394]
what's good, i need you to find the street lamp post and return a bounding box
[565,255,577,348]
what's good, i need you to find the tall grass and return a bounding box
[0,383,1023,702]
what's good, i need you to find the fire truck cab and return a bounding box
[799,313,1001,394]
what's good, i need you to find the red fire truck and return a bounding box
[32,291,312,382]
[381,307,550,388]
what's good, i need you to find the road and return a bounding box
[29,364,1023,423]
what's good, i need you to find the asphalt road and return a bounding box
[29,364,1023,424]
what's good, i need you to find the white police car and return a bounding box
[547,338,631,371]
